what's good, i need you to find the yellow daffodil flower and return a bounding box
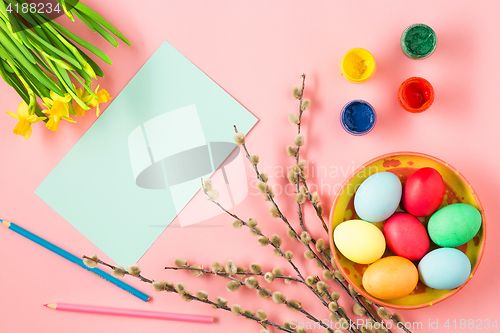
[88,85,112,117]
[44,100,76,132]
[83,62,96,79]
[74,87,93,117]
[6,101,46,140]
[43,90,72,108]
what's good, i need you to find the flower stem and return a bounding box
[6,60,36,113]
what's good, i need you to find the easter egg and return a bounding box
[428,203,482,247]
[354,172,402,222]
[333,220,386,264]
[418,248,471,290]
[383,213,430,261]
[362,256,418,300]
[403,167,445,217]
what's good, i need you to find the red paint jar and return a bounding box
[398,77,434,113]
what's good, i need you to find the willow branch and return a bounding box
[203,191,358,333]
[297,174,329,233]
[82,255,152,283]
[295,73,307,232]
[369,300,412,333]
[205,195,328,306]
[164,265,303,283]
[235,125,333,275]
[287,89,387,329]
[169,265,335,332]
[83,256,296,333]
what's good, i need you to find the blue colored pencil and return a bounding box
[1,219,150,302]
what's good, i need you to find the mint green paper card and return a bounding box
[35,41,258,265]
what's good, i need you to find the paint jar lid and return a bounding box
[401,24,437,59]
[340,48,376,83]
[398,77,435,113]
[340,100,377,135]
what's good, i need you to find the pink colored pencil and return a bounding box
[44,303,213,324]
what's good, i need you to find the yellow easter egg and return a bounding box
[362,256,418,300]
[333,219,385,264]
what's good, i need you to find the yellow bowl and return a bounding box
[329,152,486,309]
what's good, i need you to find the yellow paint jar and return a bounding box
[340,48,376,83]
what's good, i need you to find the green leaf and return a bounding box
[40,50,73,71]
[54,62,74,94]
[29,37,80,70]
[7,16,29,44]
[64,38,104,77]
[71,59,91,82]
[32,14,88,66]
[31,36,81,69]
[0,20,36,65]
[45,58,87,109]
[7,31,37,65]
[3,61,47,121]
[4,56,50,99]
[0,9,22,45]
[35,23,95,82]
[18,24,82,69]
[5,71,45,122]
[71,0,131,47]
[2,0,39,27]
[0,43,15,62]
[31,48,53,73]
[3,64,46,122]
[0,31,64,95]
[78,10,118,47]
[6,71,30,103]
[59,0,75,22]
[72,9,96,32]
[0,1,30,46]
[48,19,112,64]
[0,1,9,19]
[18,66,50,98]
[0,59,13,85]
[33,105,46,120]
[25,9,110,65]
[1,60,14,73]
[69,70,97,99]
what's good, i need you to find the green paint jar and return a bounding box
[401,24,437,59]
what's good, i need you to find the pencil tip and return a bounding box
[43,304,48,307]
[45,303,57,309]
[1,220,10,227]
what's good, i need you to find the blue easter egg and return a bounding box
[354,172,402,222]
[418,248,471,290]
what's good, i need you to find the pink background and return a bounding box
[1,1,499,332]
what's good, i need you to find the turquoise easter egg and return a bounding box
[418,248,471,290]
[428,203,481,247]
[354,172,402,223]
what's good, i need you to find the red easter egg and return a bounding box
[383,213,430,261]
[403,167,445,217]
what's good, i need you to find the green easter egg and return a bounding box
[428,203,481,247]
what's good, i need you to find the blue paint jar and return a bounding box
[340,100,376,136]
